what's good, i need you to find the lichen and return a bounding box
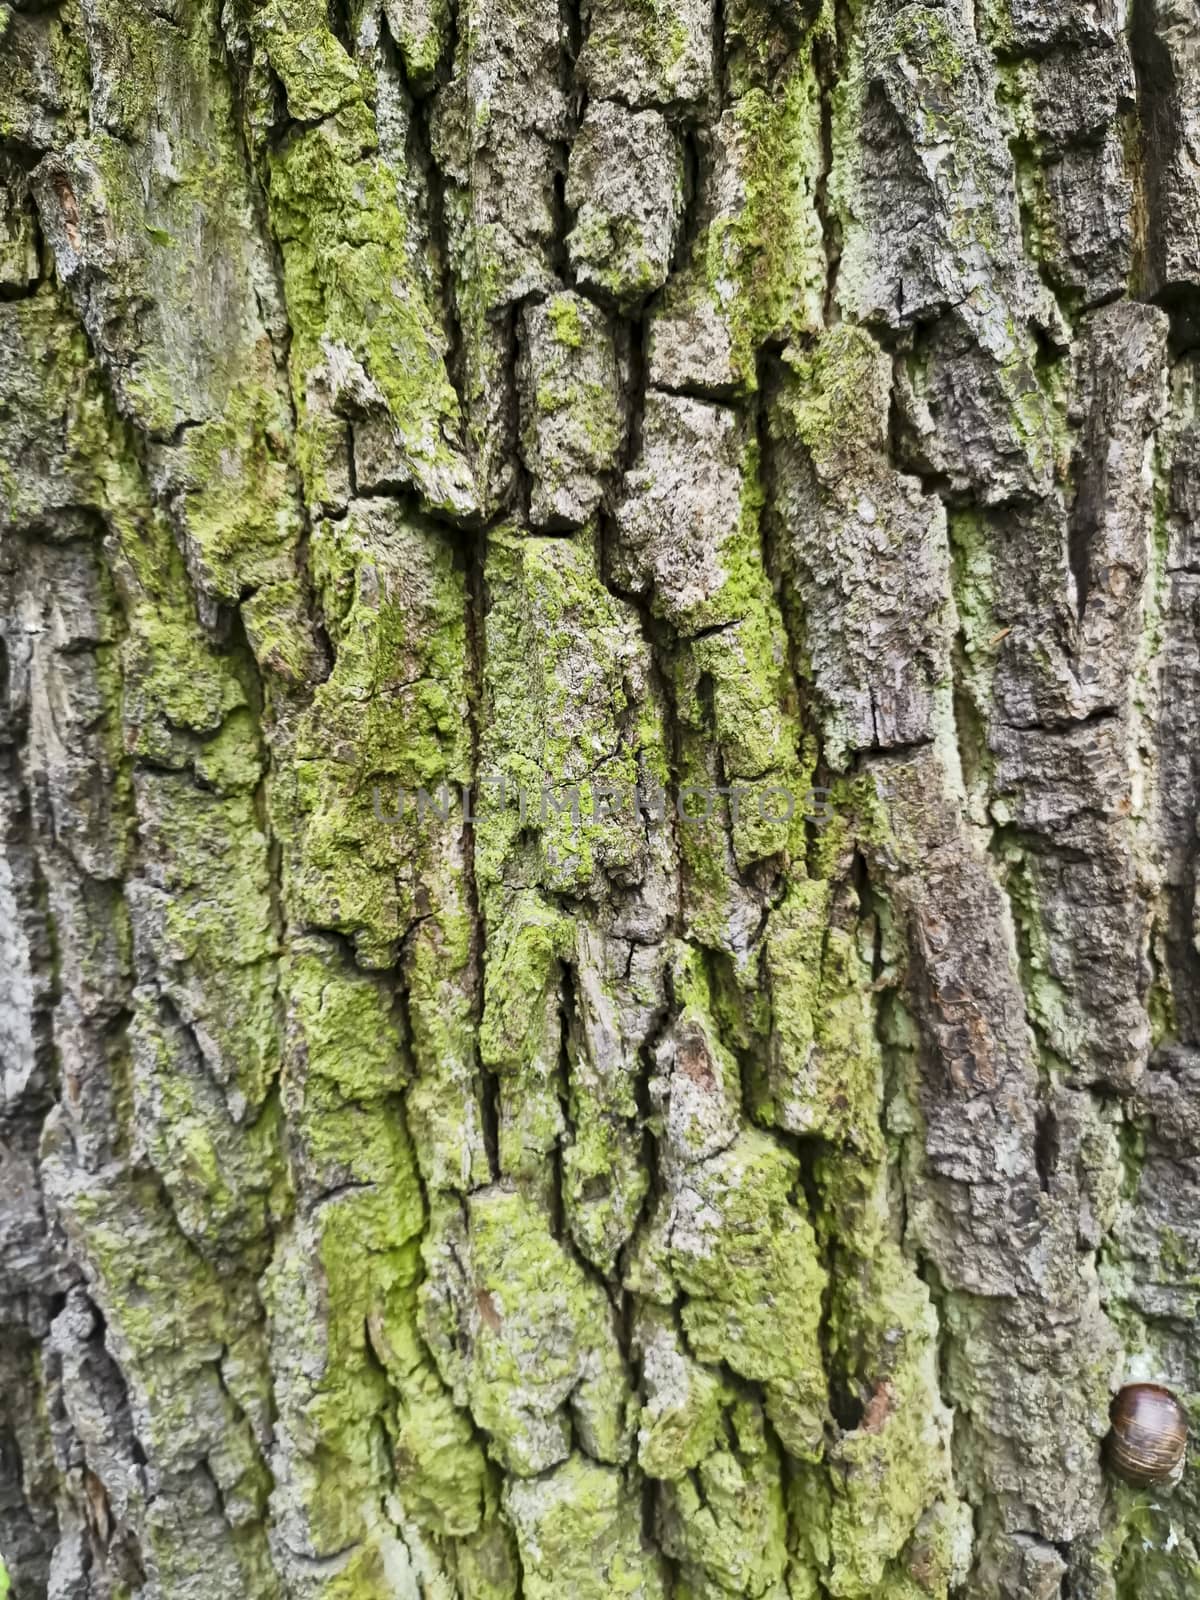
[708,58,827,383]
[657,1394,790,1595]
[274,501,472,970]
[424,1187,635,1478]
[504,1454,665,1599]
[268,99,476,519]
[668,1129,829,1462]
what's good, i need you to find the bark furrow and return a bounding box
[2,0,1200,1595]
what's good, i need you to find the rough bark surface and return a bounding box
[1,0,1200,1595]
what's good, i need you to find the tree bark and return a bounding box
[1,0,1198,1594]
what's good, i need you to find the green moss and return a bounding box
[172,346,306,607]
[891,8,966,87]
[1007,340,1071,486]
[0,297,280,1250]
[807,1116,965,1593]
[547,294,586,348]
[749,794,969,1596]
[134,771,280,1112]
[633,1305,727,1481]
[68,0,174,141]
[452,1510,522,1600]
[664,1129,829,1461]
[309,505,469,723]
[275,503,472,969]
[657,946,743,1150]
[1108,1478,1200,1598]
[706,54,826,385]
[403,899,491,1193]
[478,528,661,900]
[568,213,665,306]
[582,0,692,97]
[522,295,624,514]
[286,942,408,1102]
[777,322,889,475]
[45,0,305,573]
[241,579,318,683]
[479,896,572,1178]
[271,945,492,1565]
[41,1,91,134]
[505,1454,665,1599]
[121,597,248,743]
[724,0,829,93]
[562,944,666,1272]
[479,898,572,1078]
[253,0,362,120]
[311,1544,405,1600]
[463,1188,634,1475]
[993,837,1079,1076]
[386,0,451,91]
[658,1395,789,1595]
[7,293,286,727]
[819,1166,960,1593]
[561,1105,649,1275]
[1155,1228,1200,1289]
[753,877,826,1121]
[132,999,286,1258]
[658,433,811,947]
[54,1166,267,1461]
[269,101,476,518]
[760,877,887,1156]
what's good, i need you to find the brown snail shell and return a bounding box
[1107,1384,1188,1487]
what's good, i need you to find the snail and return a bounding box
[1107,1384,1188,1487]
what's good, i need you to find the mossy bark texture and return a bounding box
[2,0,1200,1595]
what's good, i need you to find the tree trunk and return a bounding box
[1,0,1198,1594]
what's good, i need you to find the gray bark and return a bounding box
[1,0,1200,1595]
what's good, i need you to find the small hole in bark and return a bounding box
[830,1380,864,1432]
[1035,1105,1060,1192]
